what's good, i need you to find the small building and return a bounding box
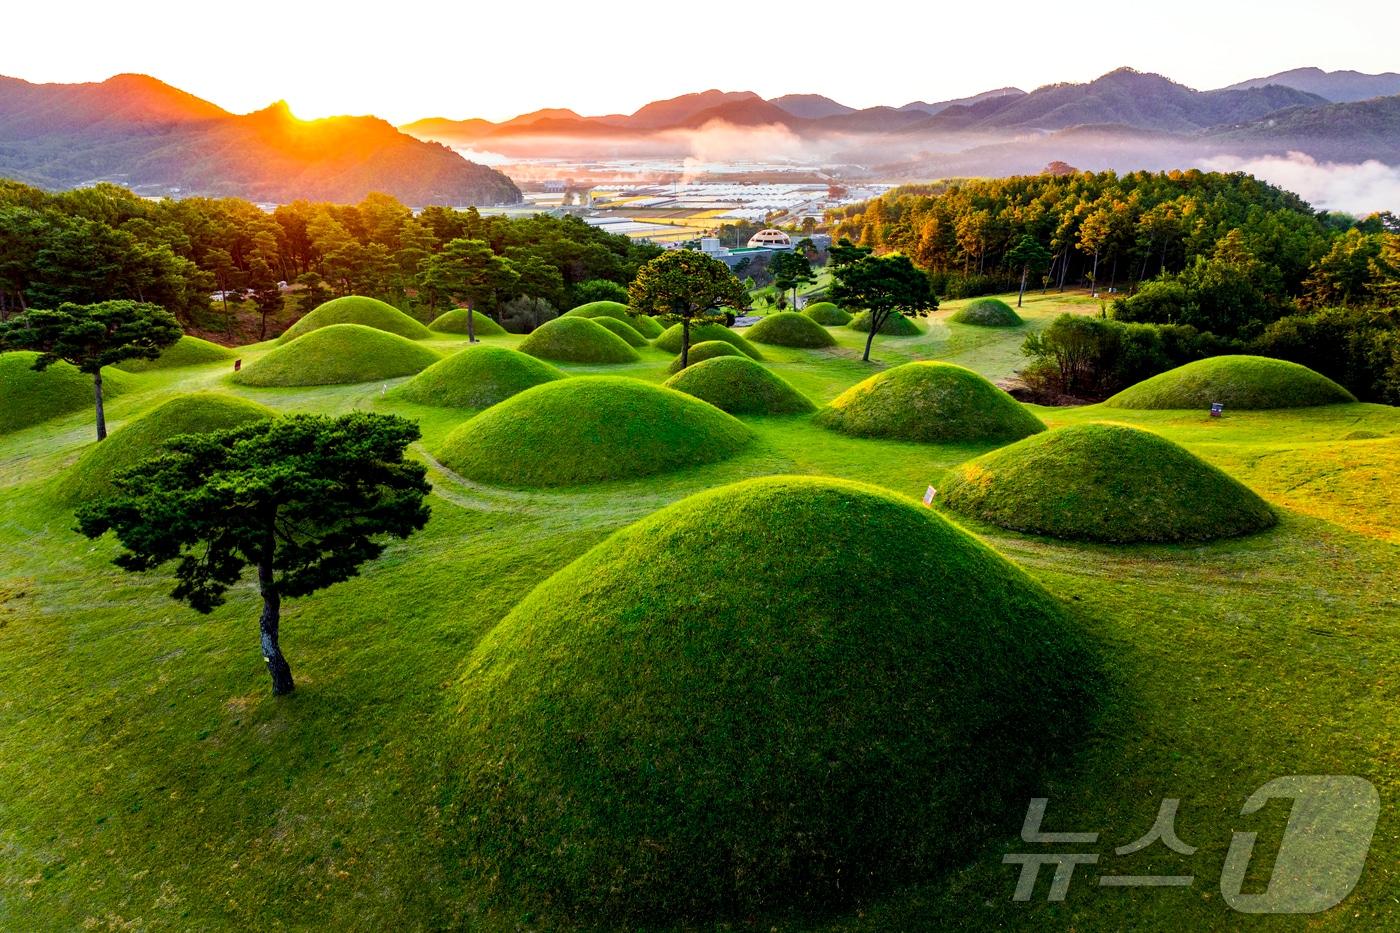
[747,229,792,249]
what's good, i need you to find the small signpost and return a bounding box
[233,359,241,372]
[1210,402,1224,418]
[923,485,937,508]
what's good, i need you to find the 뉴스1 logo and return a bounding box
[1004,775,1380,914]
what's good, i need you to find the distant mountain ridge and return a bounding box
[0,73,521,205]
[1220,67,1400,103]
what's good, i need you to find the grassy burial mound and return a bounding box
[626,314,665,339]
[819,361,1046,443]
[803,301,853,326]
[278,295,430,343]
[589,315,649,347]
[940,422,1277,543]
[517,316,641,364]
[654,322,763,359]
[664,356,816,415]
[847,310,923,336]
[450,475,1095,923]
[0,352,133,434]
[427,308,507,337]
[435,376,751,486]
[391,346,565,409]
[234,324,441,387]
[745,311,838,348]
[57,393,276,503]
[664,339,746,374]
[1105,355,1356,410]
[949,297,1023,327]
[562,300,634,322]
[114,335,236,372]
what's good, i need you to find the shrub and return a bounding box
[1253,307,1400,403]
[496,296,559,334]
[449,475,1096,923]
[434,376,751,486]
[517,317,641,364]
[571,279,630,306]
[939,422,1276,542]
[746,311,837,348]
[1105,355,1357,409]
[428,308,508,336]
[664,356,815,414]
[234,324,441,386]
[278,295,430,343]
[817,361,1046,443]
[391,346,565,409]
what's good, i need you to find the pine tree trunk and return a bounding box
[258,553,294,695]
[862,314,880,362]
[1018,266,1028,308]
[681,317,691,369]
[92,370,107,441]
[1090,250,1100,296]
[467,301,477,343]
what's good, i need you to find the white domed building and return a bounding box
[746,228,792,249]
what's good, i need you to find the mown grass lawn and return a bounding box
[2,289,1398,930]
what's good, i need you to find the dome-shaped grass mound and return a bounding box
[745,311,837,348]
[427,308,507,337]
[590,315,648,347]
[627,314,665,339]
[940,422,1277,543]
[563,300,633,322]
[391,345,565,409]
[1105,355,1355,410]
[803,301,852,326]
[435,376,751,486]
[450,475,1095,923]
[278,295,430,343]
[0,353,134,434]
[949,297,1023,327]
[654,322,763,359]
[847,310,923,336]
[234,324,441,387]
[58,393,276,502]
[819,362,1046,443]
[115,335,236,372]
[664,356,815,415]
[664,339,746,374]
[517,316,641,364]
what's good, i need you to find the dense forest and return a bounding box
[0,181,660,340]
[828,170,1400,401]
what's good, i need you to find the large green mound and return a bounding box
[562,300,633,322]
[435,376,751,486]
[626,314,665,338]
[654,322,763,359]
[0,352,133,434]
[450,476,1094,922]
[664,356,816,415]
[664,339,746,374]
[590,315,648,347]
[278,295,430,343]
[1105,355,1356,410]
[847,310,923,336]
[940,422,1277,543]
[517,316,640,364]
[949,297,1023,327]
[819,362,1046,443]
[58,393,276,502]
[234,324,441,387]
[115,336,236,372]
[391,346,565,409]
[745,311,837,348]
[803,301,852,326]
[427,308,507,337]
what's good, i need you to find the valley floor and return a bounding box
[2,291,1398,930]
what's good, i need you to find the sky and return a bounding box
[6,0,1399,123]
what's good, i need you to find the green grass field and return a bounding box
[3,288,1399,930]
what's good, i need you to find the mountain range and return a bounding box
[2,66,1398,203]
[0,74,521,205]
